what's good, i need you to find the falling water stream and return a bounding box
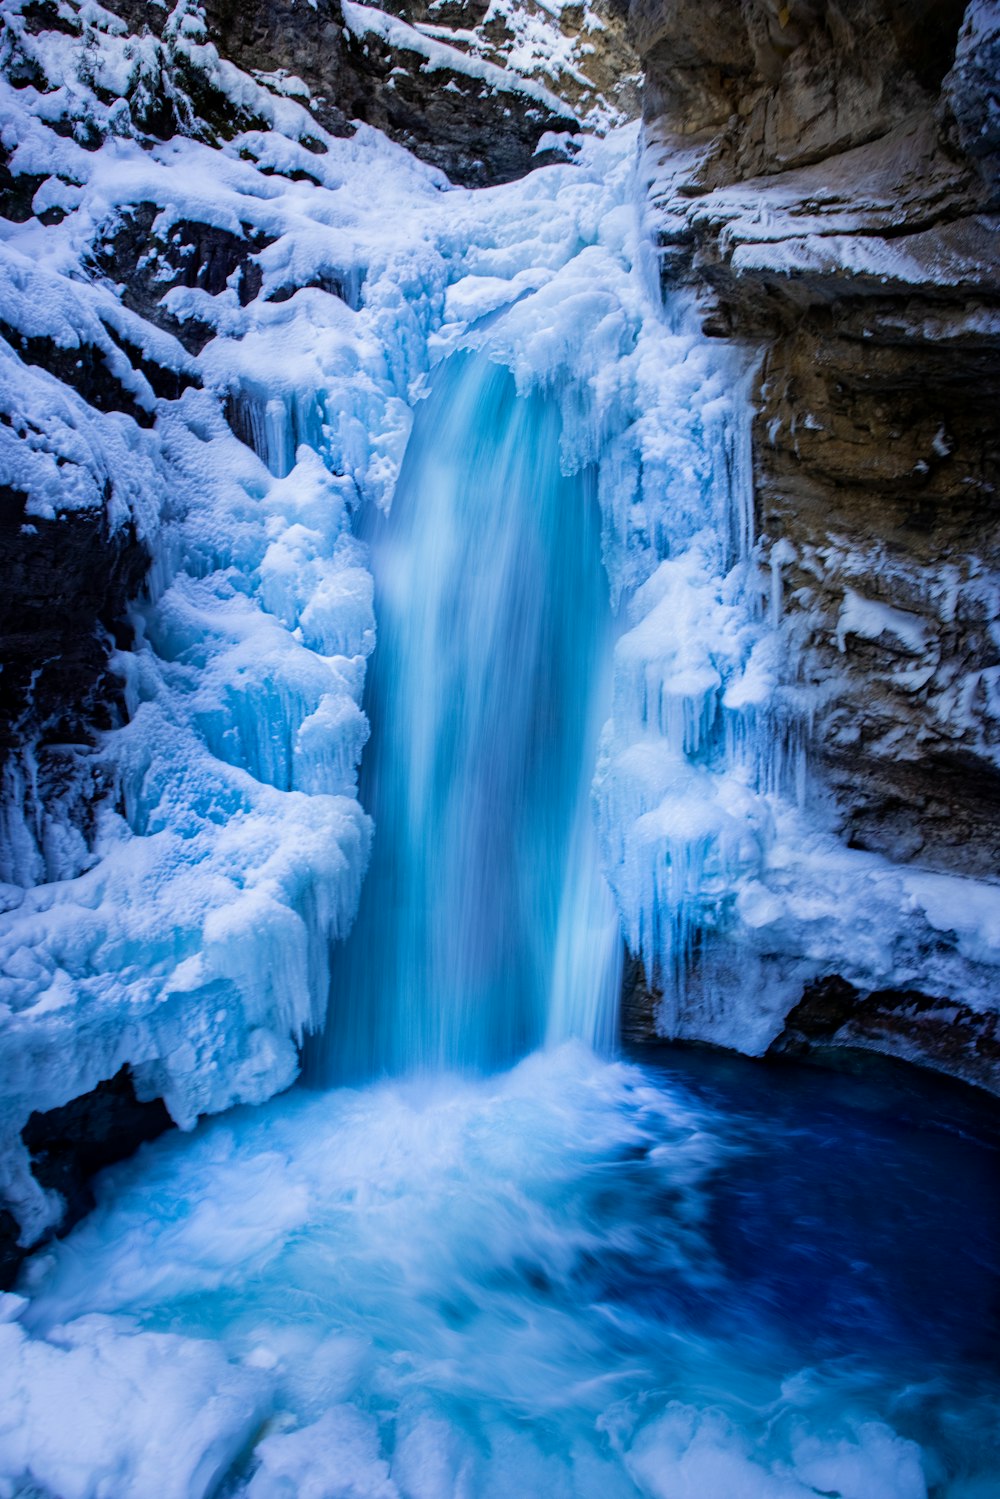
[316,351,621,1082]
[12,352,1000,1498]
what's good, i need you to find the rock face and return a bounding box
[0,1067,171,1291]
[199,0,577,187]
[0,501,148,887]
[628,0,1000,1089]
[768,975,1000,1094]
[369,0,642,129]
[98,0,585,186]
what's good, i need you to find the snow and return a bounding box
[245,1407,397,1499]
[836,588,931,656]
[0,1302,267,1499]
[624,1406,927,1499]
[1,0,1000,1257]
[0,0,443,1237]
[729,216,1000,291]
[341,0,573,117]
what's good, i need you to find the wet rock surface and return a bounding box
[768,974,1000,1096]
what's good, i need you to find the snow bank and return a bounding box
[0,1298,267,1499]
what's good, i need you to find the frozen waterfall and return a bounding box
[0,39,998,1487]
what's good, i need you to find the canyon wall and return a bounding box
[626,0,1000,1088]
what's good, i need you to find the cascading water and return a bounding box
[316,350,621,1082]
[6,343,1000,1499]
[2,125,998,1499]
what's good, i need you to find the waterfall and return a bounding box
[315,350,621,1082]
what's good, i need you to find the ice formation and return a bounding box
[0,0,651,1240]
[0,2,999,1492]
[0,0,421,1235]
[3,0,1000,1248]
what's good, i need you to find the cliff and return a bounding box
[626,0,1000,1089]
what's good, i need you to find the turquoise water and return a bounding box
[12,351,1000,1497]
[314,351,620,1083]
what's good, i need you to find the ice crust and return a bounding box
[2,0,1000,1244]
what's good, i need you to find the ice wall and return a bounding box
[0,0,649,1244]
[0,0,448,1240]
